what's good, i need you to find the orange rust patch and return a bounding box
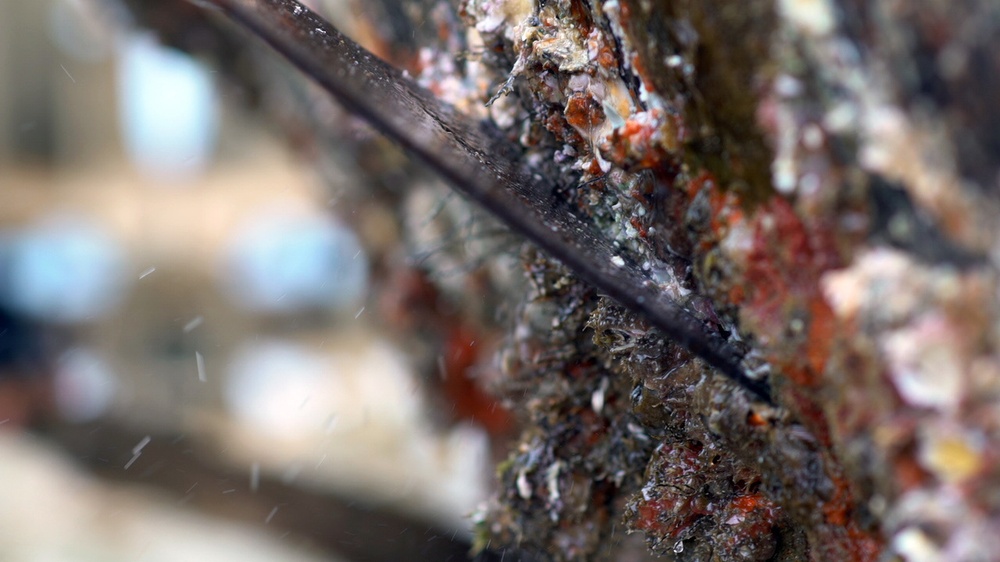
[894,453,930,491]
[630,216,648,238]
[821,474,883,561]
[585,157,604,175]
[747,410,768,427]
[442,325,513,435]
[731,493,767,512]
[806,295,836,376]
[845,523,883,562]
[604,109,680,171]
[596,45,617,69]
[565,93,605,130]
[634,497,687,534]
[733,196,845,386]
[821,475,852,526]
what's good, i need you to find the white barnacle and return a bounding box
[546,461,563,502]
[517,468,533,499]
[591,377,609,414]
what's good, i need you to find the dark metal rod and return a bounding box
[196,0,772,404]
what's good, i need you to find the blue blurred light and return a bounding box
[117,33,219,181]
[223,211,369,314]
[4,217,127,323]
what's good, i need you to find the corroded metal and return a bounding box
[199,0,771,403]
[135,0,1000,560]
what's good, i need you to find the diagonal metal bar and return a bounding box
[195,0,773,404]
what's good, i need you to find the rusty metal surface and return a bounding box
[198,0,770,403]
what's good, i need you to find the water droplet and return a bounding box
[250,462,260,493]
[183,316,204,333]
[196,351,206,382]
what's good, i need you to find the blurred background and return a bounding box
[0,1,521,560]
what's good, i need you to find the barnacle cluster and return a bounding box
[457,0,830,559]
[454,0,1000,561]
